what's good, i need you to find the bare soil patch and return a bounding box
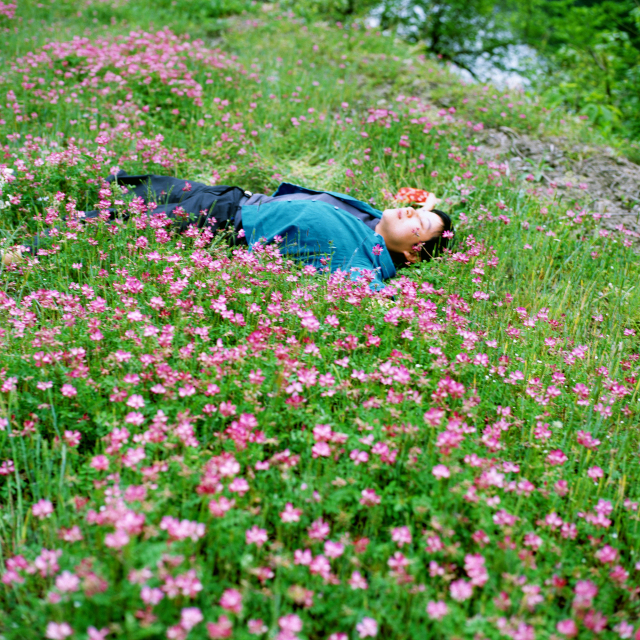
[477,127,640,242]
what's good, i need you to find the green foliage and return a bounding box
[0,2,639,639]
[285,0,640,145]
[364,0,520,79]
[505,0,640,137]
[281,0,380,20]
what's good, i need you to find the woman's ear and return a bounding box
[402,249,420,264]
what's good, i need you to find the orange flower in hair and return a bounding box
[394,187,431,203]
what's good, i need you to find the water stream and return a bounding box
[364,8,541,91]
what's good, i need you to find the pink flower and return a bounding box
[228,477,250,495]
[387,552,409,570]
[129,568,152,585]
[613,621,634,639]
[324,315,339,328]
[55,570,80,593]
[166,625,187,640]
[594,545,618,564]
[279,614,303,633]
[124,412,145,426]
[299,310,320,332]
[391,526,412,547]
[426,600,448,620]
[572,383,591,405]
[122,447,146,468]
[58,525,83,543]
[160,516,206,542]
[164,569,202,599]
[610,565,629,585]
[350,449,369,465]
[493,510,518,526]
[45,622,73,640]
[425,535,444,553]
[32,499,54,519]
[63,430,81,447]
[141,586,164,605]
[587,466,604,480]
[312,442,331,458]
[432,464,450,479]
[207,615,232,639]
[324,541,344,558]
[180,607,203,631]
[280,503,303,523]
[308,518,330,541]
[573,580,598,610]
[523,533,543,550]
[356,617,378,638]
[87,628,110,640]
[450,578,473,601]
[0,459,15,476]
[248,619,268,635]
[1,377,17,393]
[219,401,236,417]
[576,430,601,450]
[105,530,130,548]
[124,485,147,502]
[34,549,61,577]
[348,571,368,590]
[464,554,488,586]
[60,384,77,397]
[309,554,331,578]
[245,526,268,547]
[126,394,145,409]
[294,549,312,565]
[584,610,608,633]
[359,489,381,507]
[556,620,578,637]
[209,497,235,518]
[220,588,242,614]
[546,449,568,466]
[544,513,563,530]
[254,566,274,583]
[423,407,446,427]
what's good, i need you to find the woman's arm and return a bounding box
[1,245,26,266]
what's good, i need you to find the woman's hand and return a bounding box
[416,192,441,212]
[1,246,25,266]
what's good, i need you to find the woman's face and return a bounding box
[375,204,445,262]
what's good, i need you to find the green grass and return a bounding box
[0,2,639,639]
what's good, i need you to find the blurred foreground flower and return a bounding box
[45,622,73,640]
[356,617,378,638]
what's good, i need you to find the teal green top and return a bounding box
[241,182,397,290]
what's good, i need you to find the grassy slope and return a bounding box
[0,1,639,639]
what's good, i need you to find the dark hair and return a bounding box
[419,209,454,261]
[389,208,455,268]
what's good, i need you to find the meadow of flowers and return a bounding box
[1,2,639,639]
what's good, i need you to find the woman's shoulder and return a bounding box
[272,182,382,217]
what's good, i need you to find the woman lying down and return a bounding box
[3,171,454,290]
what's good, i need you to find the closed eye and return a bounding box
[419,212,431,237]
